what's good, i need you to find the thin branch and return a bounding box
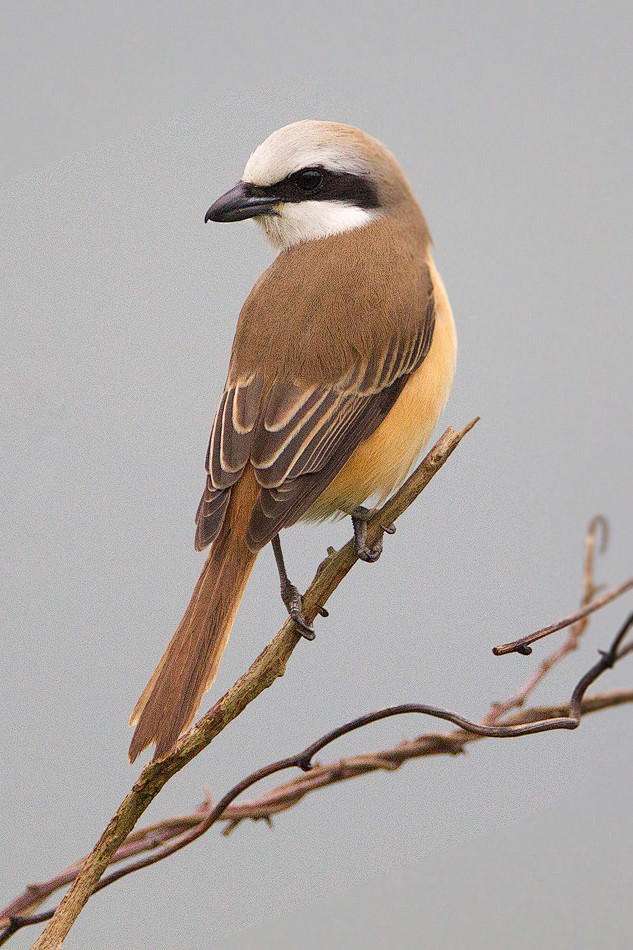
[492,577,633,656]
[482,515,607,724]
[6,687,633,929]
[25,421,477,950]
[90,614,633,891]
[3,617,632,945]
[1,497,629,943]
[2,513,612,922]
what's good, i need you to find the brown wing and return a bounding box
[195,286,435,553]
[194,370,264,549]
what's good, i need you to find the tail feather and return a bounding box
[129,472,258,763]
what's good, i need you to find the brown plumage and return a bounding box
[129,470,259,762]
[128,121,457,762]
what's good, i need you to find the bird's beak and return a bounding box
[205,181,279,223]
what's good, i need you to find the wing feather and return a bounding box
[195,271,436,552]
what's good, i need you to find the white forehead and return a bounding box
[243,120,371,187]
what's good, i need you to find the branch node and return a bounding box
[598,649,615,668]
[221,819,242,837]
[315,547,339,578]
[432,735,467,755]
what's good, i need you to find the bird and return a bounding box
[128,120,457,763]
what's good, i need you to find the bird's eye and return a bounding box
[292,167,324,194]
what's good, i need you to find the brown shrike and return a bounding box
[129,121,457,762]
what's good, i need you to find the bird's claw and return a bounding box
[351,506,390,563]
[281,581,315,640]
[355,538,384,563]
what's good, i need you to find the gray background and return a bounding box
[1,2,632,947]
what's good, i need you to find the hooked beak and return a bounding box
[205,181,279,223]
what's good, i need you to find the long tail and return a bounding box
[128,471,259,763]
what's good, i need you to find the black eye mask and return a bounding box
[206,167,380,223]
[258,166,380,210]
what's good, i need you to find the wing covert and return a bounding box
[195,272,436,552]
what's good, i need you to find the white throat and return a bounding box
[257,201,379,250]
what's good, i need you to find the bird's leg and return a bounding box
[351,505,396,563]
[271,535,316,640]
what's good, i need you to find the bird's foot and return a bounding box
[351,506,396,563]
[280,580,316,640]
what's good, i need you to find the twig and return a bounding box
[492,577,633,656]
[5,688,633,930]
[3,618,632,945]
[482,515,607,724]
[24,421,477,950]
[2,513,613,923]
[87,613,633,890]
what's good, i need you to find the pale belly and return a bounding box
[303,258,457,521]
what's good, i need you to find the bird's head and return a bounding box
[205,120,418,250]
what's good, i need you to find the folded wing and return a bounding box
[195,282,435,552]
